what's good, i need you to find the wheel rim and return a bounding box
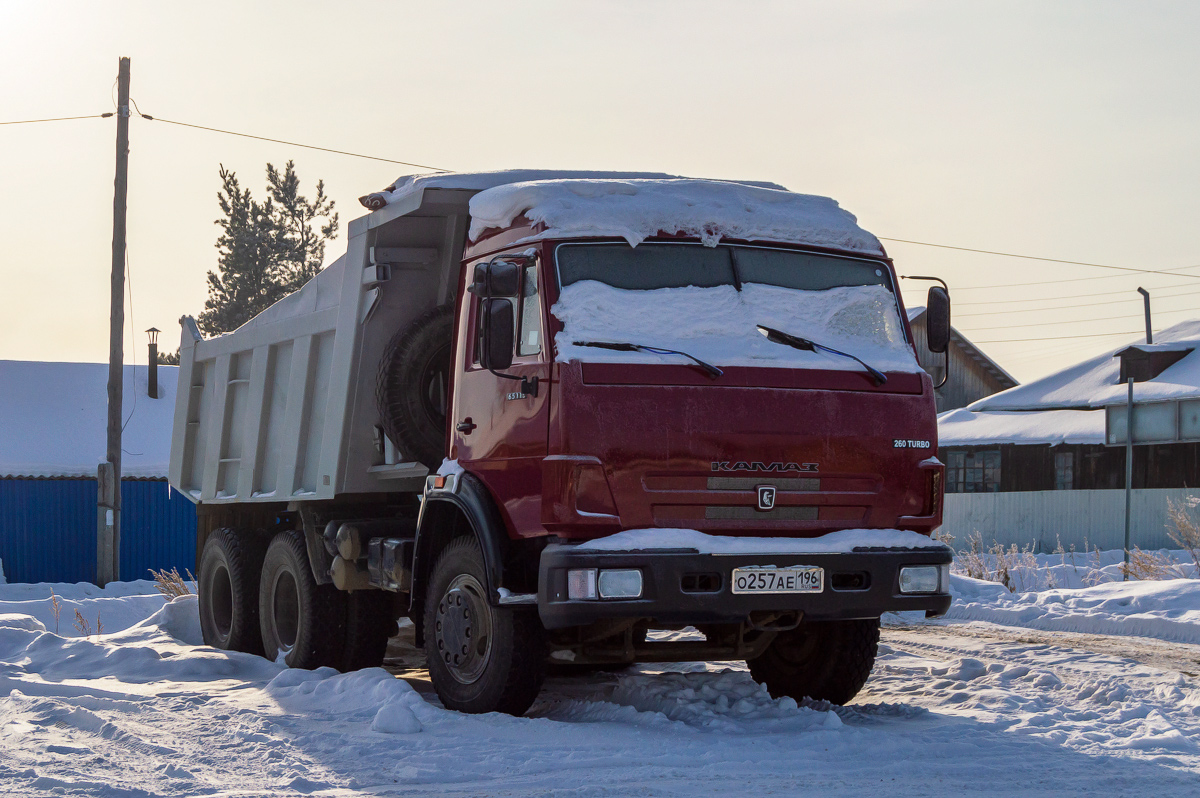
[271,571,300,653]
[208,563,234,641]
[434,574,492,684]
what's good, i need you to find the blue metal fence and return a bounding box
[0,478,197,584]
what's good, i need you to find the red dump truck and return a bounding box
[169,170,953,715]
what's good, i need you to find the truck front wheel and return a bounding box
[259,530,344,669]
[198,527,265,655]
[423,537,546,715]
[748,618,880,705]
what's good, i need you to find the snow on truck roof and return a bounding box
[0,361,177,479]
[360,170,883,254]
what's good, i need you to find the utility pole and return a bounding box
[1124,377,1134,581]
[98,57,130,586]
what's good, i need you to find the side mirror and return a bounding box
[482,298,515,371]
[926,286,951,354]
[471,261,521,297]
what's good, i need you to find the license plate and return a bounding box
[731,566,823,594]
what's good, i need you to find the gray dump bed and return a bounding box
[168,170,682,505]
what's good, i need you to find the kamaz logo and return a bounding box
[756,485,777,511]
[710,461,818,473]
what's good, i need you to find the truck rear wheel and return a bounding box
[340,590,396,671]
[259,530,345,669]
[198,527,265,655]
[376,305,454,470]
[748,618,880,705]
[423,537,546,715]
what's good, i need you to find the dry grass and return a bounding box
[49,589,62,634]
[1166,497,1200,572]
[953,528,1195,590]
[72,608,100,637]
[151,568,193,599]
[1125,546,1188,581]
[954,531,1049,593]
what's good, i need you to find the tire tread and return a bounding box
[748,618,880,705]
[198,527,266,655]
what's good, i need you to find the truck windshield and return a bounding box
[555,242,893,293]
[552,242,917,374]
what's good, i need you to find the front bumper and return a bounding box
[538,543,953,630]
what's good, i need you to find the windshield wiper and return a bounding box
[755,325,888,386]
[573,340,724,380]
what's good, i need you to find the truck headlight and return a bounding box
[567,569,597,600]
[567,568,643,599]
[598,569,643,599]
[899,565,940,594]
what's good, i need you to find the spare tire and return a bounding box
[376,305,455,469]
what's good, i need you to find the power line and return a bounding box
[885,236,1200,281]
[1,113,113,126]
[973,330,1143,344]
[136,111,450,172]
[956,285,1200,317]
[959,303,1199,332]
[949,277,1200,306]
[942,263,1200,291]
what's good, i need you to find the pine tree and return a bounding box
[198,161,338,336]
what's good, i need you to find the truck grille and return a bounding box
[706,477,819,491]
[704,506,818,521]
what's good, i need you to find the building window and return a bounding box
[1054,451,1074,490]
[946,449,1001,493]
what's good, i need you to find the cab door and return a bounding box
[450,254,551,536]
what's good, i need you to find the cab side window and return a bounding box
[517,265,542,357]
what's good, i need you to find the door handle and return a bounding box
[456,418,477,434]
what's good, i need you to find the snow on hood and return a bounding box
[552,281,920,374]
[970,318,1200,411]
[938,407,1106,446]
[0,360,177,478]
[468,178,884,253]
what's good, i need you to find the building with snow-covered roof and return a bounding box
[0,360,196,583]
[906,306,1017,412]
[937,319,1200,552]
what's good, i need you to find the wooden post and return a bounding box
[101,56,131,586]
[96,463,115,585]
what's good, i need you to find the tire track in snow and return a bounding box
[872,624,1200,768]
[889,620,1200,677]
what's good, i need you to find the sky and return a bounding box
[1,0,1198,383]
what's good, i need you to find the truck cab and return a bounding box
[172,171,953,716]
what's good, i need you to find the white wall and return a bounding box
[940,488,1198,553]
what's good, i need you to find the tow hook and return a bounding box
[747,610,803,632]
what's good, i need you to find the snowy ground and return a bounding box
[2,560,1199,796]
